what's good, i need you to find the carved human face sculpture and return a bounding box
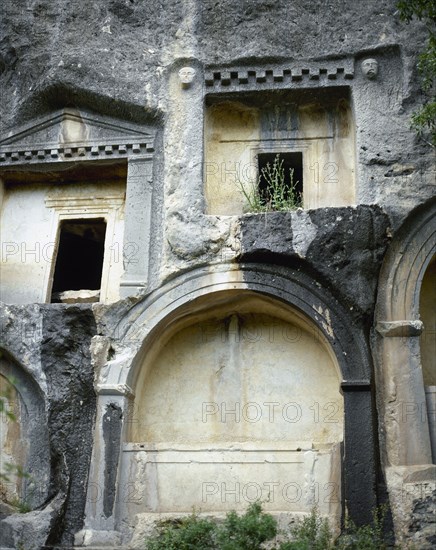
[179,67,196,88]
[361,58,378,79]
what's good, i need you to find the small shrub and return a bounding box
[144,502,393,550]
[238,153,302,213]
[145,513,217,550]
[144,502,277,550]
[335,504,388,550]
[8,495,32,514]
[277,507,333,550]
[216,501,277,550]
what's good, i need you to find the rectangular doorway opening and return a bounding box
[51,218,107,303]
[258,152,303,208]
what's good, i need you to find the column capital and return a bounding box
[376,320,424,337]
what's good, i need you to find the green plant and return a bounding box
[145,512,217,550]
[277,507,333,550]
[335,504,388,550]
[216,501,277,550]
[144,502,395,550]
[397,0,436,146]
[238,154,302,213]
[8,495,32,514]
[145,502,278,550]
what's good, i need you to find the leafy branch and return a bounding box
[397,0,436,146]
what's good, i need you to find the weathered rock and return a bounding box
[0,303,97,547]
[0,490,65,550]
[408,489,436,548]
[240,205,390,322]
[0,1,434,547]
[40,305,97,546]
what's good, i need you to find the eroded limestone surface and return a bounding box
[0,0,435,547]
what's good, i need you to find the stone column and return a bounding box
[75,387,132,547]
[342,382,377,526]
[376,320,433,466]
[374,321,435,546]
[160,61,206,276]
[120,157,153,297]
[425,386,436,462]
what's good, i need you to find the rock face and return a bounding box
[0,1,435,548]
[240,205,390,321]
[0,305,96,547]
[409,489,436,547]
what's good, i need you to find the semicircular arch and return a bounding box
[0,348,50,509]
[104,263,373,393]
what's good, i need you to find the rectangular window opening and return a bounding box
[51,218,107,303]
[258,152,303,209]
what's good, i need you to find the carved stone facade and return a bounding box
[0,1,434,548]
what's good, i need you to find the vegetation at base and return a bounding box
[144,502,395,550]
[216,502,277,550]
[145,502,276,550]
[145,512,217,550]
[397,0,436,146]
[6,495,32,514]
[278,506,334,549]
[238,154,302,213]
[335,504,388,550]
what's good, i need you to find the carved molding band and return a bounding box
[0,108,156,167]
[0,142,153,165]
[205,63,354,89]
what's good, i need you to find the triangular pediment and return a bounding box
[0,109,155,152]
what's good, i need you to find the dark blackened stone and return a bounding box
[40,305,97,547]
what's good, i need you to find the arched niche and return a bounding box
[420,254,435,387]
[375,198,436,467]
[0,351,50,510]
[82,265,377,546]
[420,254,436,461]
[122,292,343,519]
[128,291,343,446]
[374,198,436,546]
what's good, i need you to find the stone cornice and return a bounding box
[0,108,155,167]
[205,60,354,91]
[0,143,153,166]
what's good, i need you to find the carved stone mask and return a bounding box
[179,67,196,88]
[361,58,378,79]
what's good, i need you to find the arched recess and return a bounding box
[122,292,344,522]
[420,254,436,461]
[374,197,436,468]
[420,254,435,388]
[81,264,378,546]
[0,349,50,510]
[374,198,436,544]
